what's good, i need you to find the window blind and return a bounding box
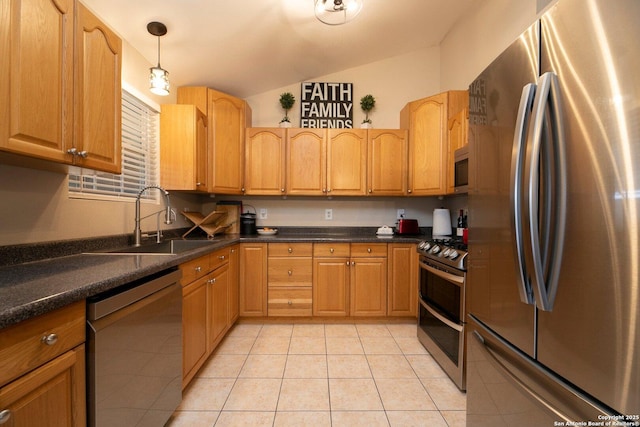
[68,90,159,201]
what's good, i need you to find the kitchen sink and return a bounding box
[87,239,216,255]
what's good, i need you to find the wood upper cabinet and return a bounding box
[0,0,121,173]
[286,128,327,195]
[176,87,251,194]
[326,129,367,196]
[74,2,122,173]
[160,105,208,191]
[387,243,418,317]
[367,129,408,196]
[244,128,286,195]
[401,90,467,196]
[447,107,469,194]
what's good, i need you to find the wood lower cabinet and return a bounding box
[387,243,418,317]
[228,246,239,324]
[312,243,351,316]
[0,301,86,427]
[239,243,268,316]
[208,263,229,351]
[268,243,313,316]
[181,274,208,385]
[350,243,388,316]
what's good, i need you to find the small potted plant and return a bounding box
[279,92,295,127]
[360,94,376,128]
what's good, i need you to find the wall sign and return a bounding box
[300,82,353,128]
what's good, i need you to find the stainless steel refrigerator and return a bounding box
[466,0,640,424]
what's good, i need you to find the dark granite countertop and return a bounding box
[0,227,426,330]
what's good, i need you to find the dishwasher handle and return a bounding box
[88,268,182,321]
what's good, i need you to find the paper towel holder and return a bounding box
[433,208,452,237]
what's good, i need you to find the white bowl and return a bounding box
[257,228,278,236]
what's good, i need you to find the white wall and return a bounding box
[245,47,445,129]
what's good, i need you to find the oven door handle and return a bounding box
[419,261,464,286]
[419,298,463,332]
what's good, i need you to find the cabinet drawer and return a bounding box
[210,247,230,271]
[180,254,210,284]
[350,243,387,257]
[268,258,312,286]
[268,288,312,316]
[0,301,85,387]
[313,243,350,257]
[269,243,313,257]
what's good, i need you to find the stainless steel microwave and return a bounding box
[454,146,469,193]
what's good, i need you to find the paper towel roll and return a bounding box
[433,208,452,236]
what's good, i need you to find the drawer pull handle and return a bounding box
[41,333,58,346]
[0,409,11,424]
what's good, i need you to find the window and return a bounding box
[68,89,160,202]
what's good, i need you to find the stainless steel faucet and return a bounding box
[134,185,174,246]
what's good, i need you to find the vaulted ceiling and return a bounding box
[81,0,474,98]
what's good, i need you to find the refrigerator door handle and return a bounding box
[525,72,567,312]
[510,83,537,305]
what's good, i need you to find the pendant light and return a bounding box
[314,0,363,25]
[147,21,169,96]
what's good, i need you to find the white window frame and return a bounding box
[68,85,160,203]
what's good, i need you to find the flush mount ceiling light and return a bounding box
[147,21,169,96]
[314,0,363,25]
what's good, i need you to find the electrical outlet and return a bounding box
[397,209,405,219]
[259,208,268,219]
[325,209,333,220]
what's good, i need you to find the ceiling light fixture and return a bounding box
[314,0,363,25]
[147,21,169,96]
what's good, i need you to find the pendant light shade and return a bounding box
[147,22,169,96]
[315,0,363,25]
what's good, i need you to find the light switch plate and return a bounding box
[325,209,333,220]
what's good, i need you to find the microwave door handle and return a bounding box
[526,72,567,312]
[510,83,536,305]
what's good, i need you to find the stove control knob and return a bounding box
[448,250,459,260]
[430,245,440,254]
[442,248,451,257]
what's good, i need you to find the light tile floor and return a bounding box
[168,323,466,427]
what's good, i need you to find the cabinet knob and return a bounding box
[66,147,77,156]
[288,270,293,276]
[368,189,372,193]
[346,261,350,266]
[288,247,293,253]
[351,261,355,266]
[330,248,334,253]
[288,300,292,305]
[281,188,285,192]
[408,189,412,193]
[231,249,236,253]
[41,333,58,346]
[196,182,203,186]
[77,150,88,158]
[0,409,11,424]
[195,266,202,273]
[219,255,225,260]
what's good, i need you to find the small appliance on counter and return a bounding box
[240,206,257,235]
[396,218,420,235]
[376,225,395,237]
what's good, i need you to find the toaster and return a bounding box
[396,219,419,235]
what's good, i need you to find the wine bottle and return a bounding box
[457,209,464,237]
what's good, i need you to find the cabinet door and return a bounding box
[313,257,350,316]
[350,257,387,316]
[286,128,326,195]
[0,345,85,427]
[74,3,122,173]
[0,0,74,163]
[404,92,447,195]
[387,243,418,317]
[160,105,207,191]
[244,128,286,195]
[447,107,468,194]
[367,129,408,195]
[326,129,367,196]
[208,89,247,194]
[182,276,208,385]
[228,245,239,324]
[208,264,229,351]
[239,243,268,316]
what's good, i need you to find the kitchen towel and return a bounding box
[433,208,452,236]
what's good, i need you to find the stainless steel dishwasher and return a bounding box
[87,268,182,427]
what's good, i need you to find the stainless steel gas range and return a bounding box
[417,238,468,390]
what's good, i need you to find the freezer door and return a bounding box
[467,23,539,357]
[467,316,615,426]
[537,0,640,415]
